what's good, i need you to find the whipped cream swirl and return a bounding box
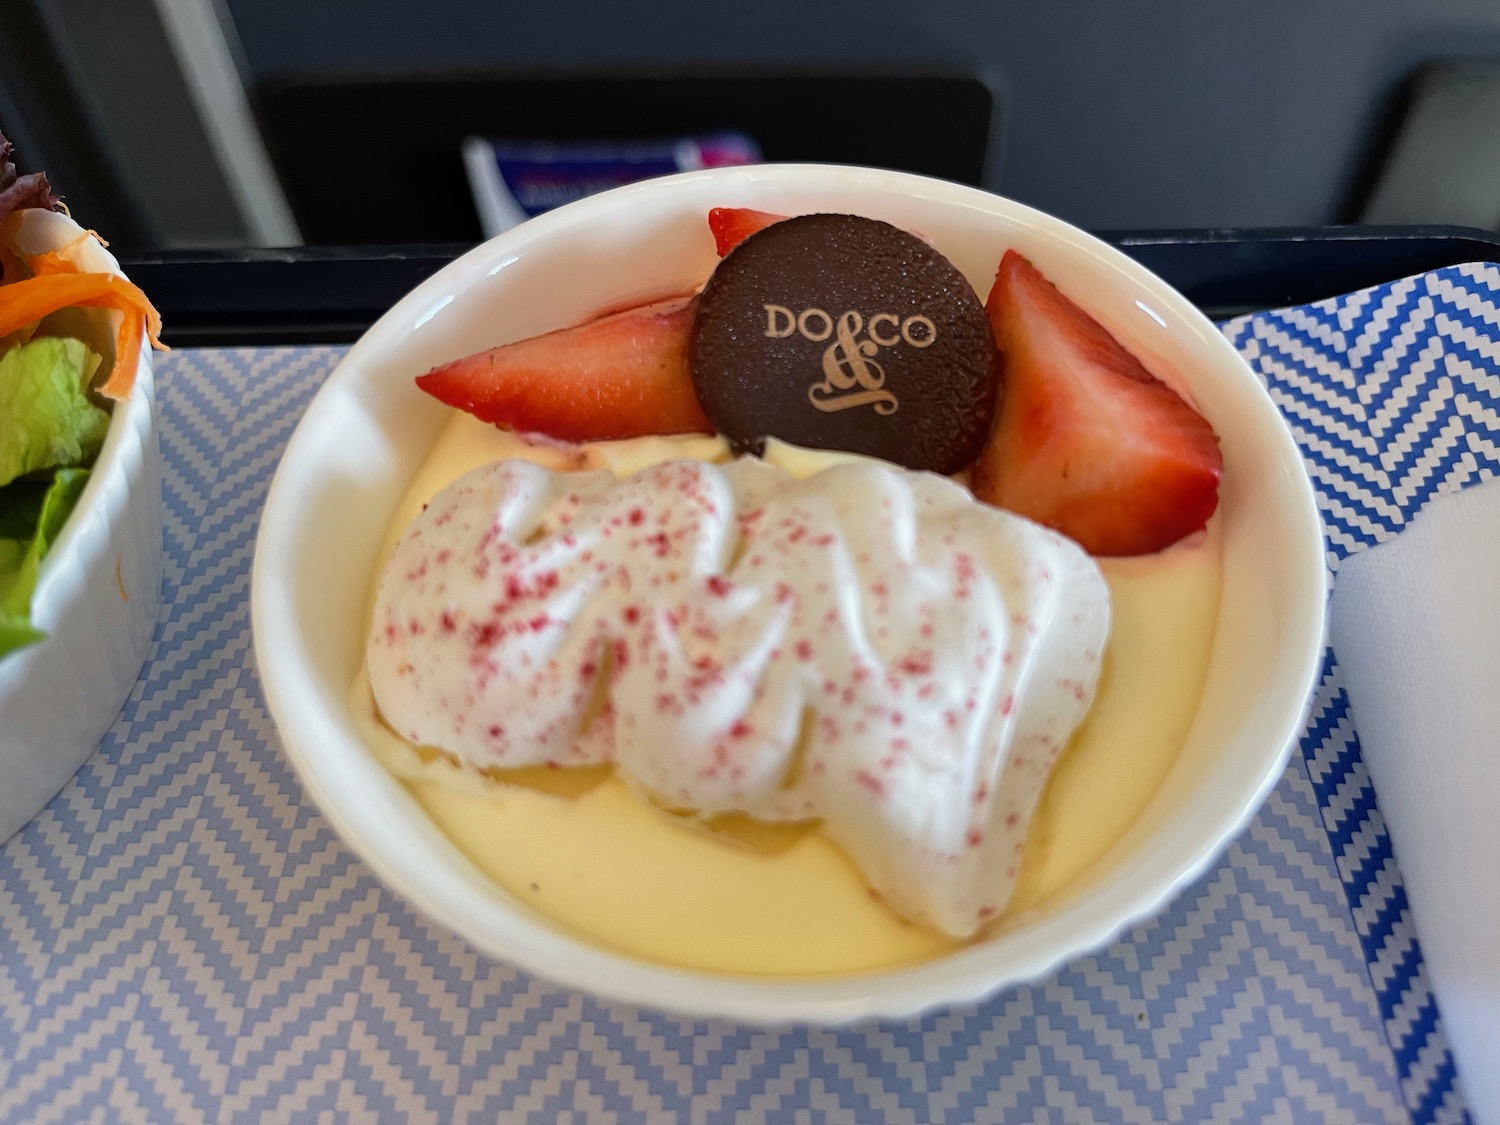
[368,457,1109,936]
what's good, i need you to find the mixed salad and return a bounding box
[0,130,162,659]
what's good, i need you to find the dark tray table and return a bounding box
[120,225,1500,347]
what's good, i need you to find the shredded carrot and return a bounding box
[28,252,72,276]
[100,309,147,400]
[0,270,165,401]
[28,249,77,276]
[26,229,106,276]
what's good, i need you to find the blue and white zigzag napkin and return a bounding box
[2,263,1497,1122]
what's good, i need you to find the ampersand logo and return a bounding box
[813,310,898,414]
[758,306,944,415]
[689,213,998,473]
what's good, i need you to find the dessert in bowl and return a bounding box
[251,164,1325,1022]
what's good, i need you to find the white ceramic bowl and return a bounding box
[0,209,162,843]
[252,165,1325,1023]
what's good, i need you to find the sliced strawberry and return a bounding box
[415,295,712,442]
[708,207,787,256]
[971,251,1222,556]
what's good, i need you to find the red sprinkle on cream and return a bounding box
[367,455,1110,940]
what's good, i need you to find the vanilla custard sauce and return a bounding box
[351,413,1221,975]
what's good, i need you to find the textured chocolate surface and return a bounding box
[690,213,998,473]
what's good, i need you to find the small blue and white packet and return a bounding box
[462,133,761,237]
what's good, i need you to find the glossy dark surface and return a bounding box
[119,225,1500,347]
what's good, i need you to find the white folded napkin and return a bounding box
[1330,477,1500,1122]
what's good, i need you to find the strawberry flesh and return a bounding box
[708,207,787,256]
[971,251,1222,556]
[415,295,712,442]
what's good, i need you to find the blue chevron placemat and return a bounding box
[3,263,1495,1123]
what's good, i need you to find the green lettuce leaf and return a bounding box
[0,336,107,488]
[0,466,89,656]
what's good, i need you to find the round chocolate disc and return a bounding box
[689,213,998,473]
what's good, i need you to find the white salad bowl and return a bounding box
[0,209,162,843]
[252,164,1325,1023]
